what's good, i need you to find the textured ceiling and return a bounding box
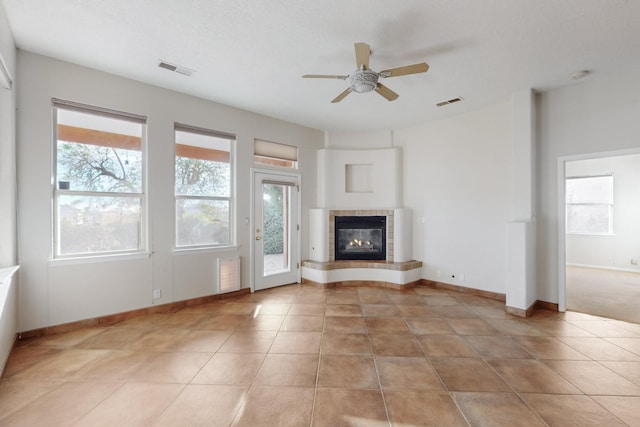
[3,0,640,132]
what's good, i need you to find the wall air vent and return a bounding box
[158,60,194,77]
[217,257,241,294]
[436,97,463,107]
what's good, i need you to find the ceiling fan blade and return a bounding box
[375,83,399,101]
[355,42,370,70]
[379,62,429,78]
[302,74,348,79]
[331,88,352,103]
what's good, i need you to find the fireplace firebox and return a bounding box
[334,216,386,261]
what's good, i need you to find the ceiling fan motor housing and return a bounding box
[348,69,379,93]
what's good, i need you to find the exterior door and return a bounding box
[252,171,300,291]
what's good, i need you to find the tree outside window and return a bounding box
[54,102,146,257]
[175,126,234,248]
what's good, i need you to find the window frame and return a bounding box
[52,99,148,260]
[254,139,298,169]
[565,174,614,236]
[174,123,236,250]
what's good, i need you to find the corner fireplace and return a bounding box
[334,215,386,261]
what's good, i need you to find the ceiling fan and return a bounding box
[302,42,429,103]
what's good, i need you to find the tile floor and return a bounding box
[1,283,640,426]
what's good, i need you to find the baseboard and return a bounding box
[535,300,559,312]
[420,279,506,302]
[567,263,640,274]
[17,287,251,340]
[507,299,560,318]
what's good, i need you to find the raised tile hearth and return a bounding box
[306,208,418,287]
[301,259,423,288]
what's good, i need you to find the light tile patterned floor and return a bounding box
[1,283,640,426]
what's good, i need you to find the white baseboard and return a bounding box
[566,263,640,274]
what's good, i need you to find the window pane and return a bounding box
[57,194,142,255]
[57,109,143,193]
[175,156,230,197]
[567,204,611,234]
[175,130,231,197]
[176,199,230,246]
[566,175,612,204]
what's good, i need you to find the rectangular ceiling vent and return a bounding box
[436,97,463,107]
[158,60,194,77]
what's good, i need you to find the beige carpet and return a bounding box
[567,265,640,324]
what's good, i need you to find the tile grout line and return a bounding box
[363,296,393,427]
[307,303,327,427]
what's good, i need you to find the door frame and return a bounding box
[556,147,640,312]
[250,168,301,292]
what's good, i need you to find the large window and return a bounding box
[175,124,234,248]
[566,175,614,235]
[53,99,146,257]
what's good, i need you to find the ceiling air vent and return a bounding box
[158,60,194,77]
[436,97,463,107]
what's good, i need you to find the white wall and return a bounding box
[0,2,18,375]
[317,146,401,209]
[16,51,323,331]
[325,130,392,149]
[395,102,512,294]
[0,2,17,267]
[537,69,640,303]
[327,102,512,294]
[565,154,640,272]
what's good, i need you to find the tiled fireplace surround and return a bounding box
[329,209,394,262]
[301,209,423,288]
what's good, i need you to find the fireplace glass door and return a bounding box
[335,216,386,261]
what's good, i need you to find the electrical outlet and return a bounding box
[460,274,466,282]
[436,270,442,278]
[631,259,638,266]
[153,289,162,299]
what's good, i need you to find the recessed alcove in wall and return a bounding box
[345,163,373,193]
[317,147,400,211]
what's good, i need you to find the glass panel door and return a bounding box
[253,171,299,291]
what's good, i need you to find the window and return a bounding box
[175,124,234,248]
[254,139,297,168]
[566,175,613,235]
[53,99,146,257]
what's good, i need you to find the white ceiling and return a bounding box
[3,0,640,132]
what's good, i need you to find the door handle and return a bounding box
[256,236,261,240]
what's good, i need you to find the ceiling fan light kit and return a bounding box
[349,69,379,93]
[303,42,429,103]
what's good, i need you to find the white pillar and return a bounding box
[506,90,537,313]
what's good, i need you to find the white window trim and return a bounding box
[174,123,236,250]
[51,99,148,259]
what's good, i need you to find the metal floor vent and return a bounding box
[158,60,194,76]
[218,257,241,294]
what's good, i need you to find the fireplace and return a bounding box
[334,215,386,261]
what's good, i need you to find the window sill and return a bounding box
[173,245,239,256]
[49,252,151,267]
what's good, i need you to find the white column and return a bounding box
[506,90,537,313]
